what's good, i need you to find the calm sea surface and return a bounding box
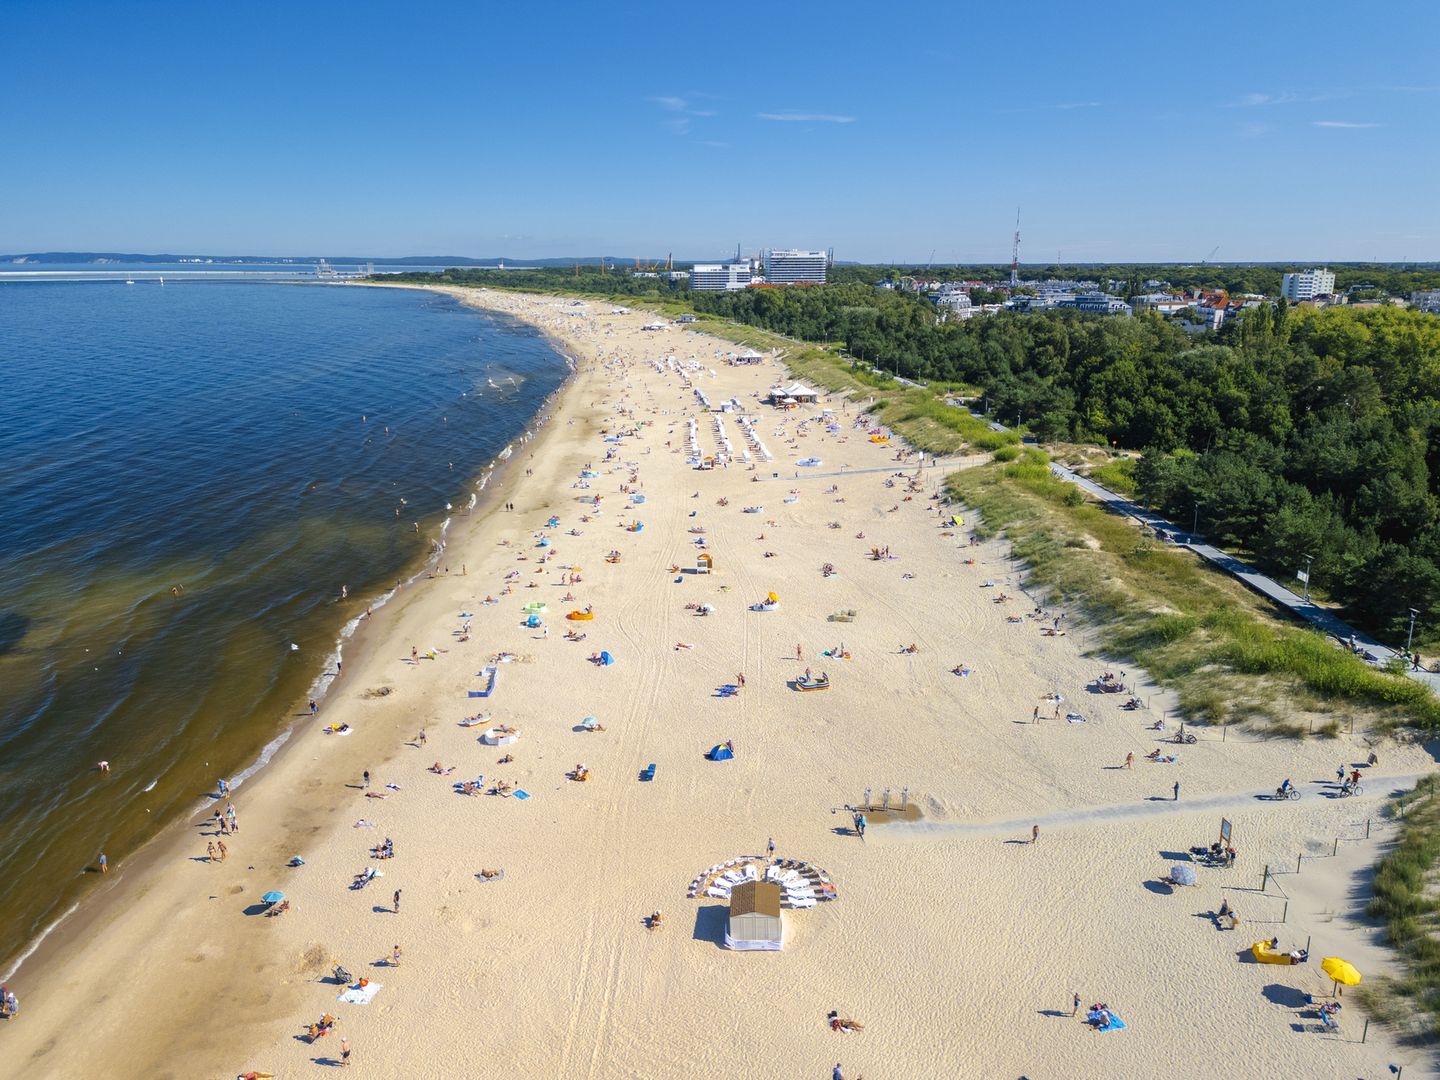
[0,281,567,974]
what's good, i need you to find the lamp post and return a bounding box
[1303,554,1314,601]
[1192,503,1200,540]
[1407,608,1420,663]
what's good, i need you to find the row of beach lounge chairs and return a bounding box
[686,857,837,909]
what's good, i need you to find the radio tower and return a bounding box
[1010,208,1021,287]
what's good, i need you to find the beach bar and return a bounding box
[725,881,783,951]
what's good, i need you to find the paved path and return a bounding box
[1048,461,1440,695]
[754,456,977,483]
[887,772,1428,840]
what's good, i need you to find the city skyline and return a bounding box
[5,2,1439,261]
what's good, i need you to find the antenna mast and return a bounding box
[1010,208,1021,287]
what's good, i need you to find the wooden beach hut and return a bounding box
[726,881,783,951]
[696,552,713,574]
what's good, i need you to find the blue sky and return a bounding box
[4,1,1439,262]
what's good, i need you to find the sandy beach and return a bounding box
[3,286,1434,1079]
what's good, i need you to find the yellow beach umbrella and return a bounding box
[1321,956,1361,994]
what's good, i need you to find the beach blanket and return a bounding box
[514,789,530,800]
[337,982,383,1005]
[1094,1012,1126,1033]
[1066,713,1087,723]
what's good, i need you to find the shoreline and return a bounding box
[4,286,1433,1079]
[0,287,574,987]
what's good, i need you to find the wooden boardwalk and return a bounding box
[1047,461,1440,695]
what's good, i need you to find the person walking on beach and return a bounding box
[217,840,227,862]
[207,842,216,863]
[854,813,866,840]
[1125,752,1134,769]
[1032,705,1039,723]
[737,672,745,688]
[833,1065,843,1080]
[309,699,318,715]
[341,1037,351,1067]
[417,729,427,746]
[98,852,108,875]
[1173,781,1180,802]
[363,770,370,790]
[797,643,803,662]
[1031,825,1039,844]
[393,889,402,914]
[1072,991,1081,1016]
[391,944,402,967]
[767,836,775,860]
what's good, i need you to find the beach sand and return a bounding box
[3,287,1434,1079]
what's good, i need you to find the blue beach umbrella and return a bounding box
[262,890,285,904]
[1169,864,1197,887]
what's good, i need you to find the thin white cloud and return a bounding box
[758,111,855,124]
[698,140,731,149]
[1055,101,1103,110]
[649,95,716,117]
[1314,119,1382,128]
[648,94,719,136]
[1228,88,1353,108]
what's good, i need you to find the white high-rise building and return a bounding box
[690,263,752,291]
[764,249,829,285]
[1281,268,1335,302]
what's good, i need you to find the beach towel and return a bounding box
[1096,1013,1127,1033]
[513,789,530,800]
[1065,713,1087,723]
[475,870,506,883]
[337,982,383,1005]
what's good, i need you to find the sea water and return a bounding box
[0,281,567,974]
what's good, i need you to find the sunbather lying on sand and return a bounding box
[827,1011,863,1033]
[364,791,389,799]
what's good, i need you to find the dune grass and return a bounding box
[1358,777,1440,1044]
[946,452,1440,732]
[1086,455,1138,495]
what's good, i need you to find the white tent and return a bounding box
[725,881,783,951]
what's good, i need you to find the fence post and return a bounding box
[1262,864,1269,891]
[1297,854,1303,873]
[1362,1017,1369,1043]
[1366,818,1371,839]
[1282,900,1288,923]
[1333,837,1338,857]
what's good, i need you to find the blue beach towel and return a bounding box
[513,789,530,800]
